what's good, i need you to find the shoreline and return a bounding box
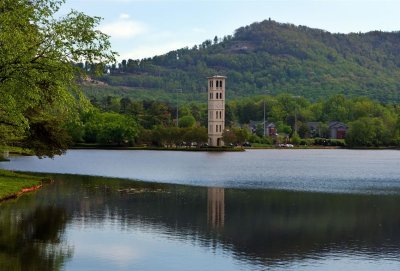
[71,145,245,152]
[0,170,46,203]
[0,184,43,202]
[70,145,400,151]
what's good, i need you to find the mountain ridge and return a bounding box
[86,19,400,103]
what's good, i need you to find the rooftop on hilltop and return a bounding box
[207,75,227,79]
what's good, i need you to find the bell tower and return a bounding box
[207,75,226,147]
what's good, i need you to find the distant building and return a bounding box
[248,120,260,134]
[265,123,277,137]
[208,75,226,146]
[306,122,323,138]
[329,121,348,139]
[249,120,277,137]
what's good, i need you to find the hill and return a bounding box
[84,19,400,103]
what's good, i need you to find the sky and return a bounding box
[59,0,400,61]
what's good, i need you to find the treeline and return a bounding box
[65,109,208,147]
[65,94,400,148]
[83,19,400,103]
[0,0,115,158]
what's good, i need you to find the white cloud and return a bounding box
[100,17,147,39]
[119,13,130,19]
[119,41,192,60]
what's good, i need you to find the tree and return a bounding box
[179,115,196,128]
[120,97,132,114]
[275,121,292,135]
[223,129,237,145]
[121,59,127,71]
[298,122,309,138]
[213,36,218,45]
[64,119,85,143]
[143,102,171,128]
[345,117,393,147]
[0,0,116,157]
[255,124,264,137]
[234,128,250,144]
[183,127,207,144]
[290,131,301,145]
[346,118,375,147]
[83,110,138,146]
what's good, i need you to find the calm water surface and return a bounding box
[1,149,400,270]
[2,149,400,193]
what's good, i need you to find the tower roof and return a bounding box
[207,75,227,79]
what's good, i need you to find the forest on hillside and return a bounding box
[84,19,400,103]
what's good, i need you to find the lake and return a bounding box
[1,149,400,270]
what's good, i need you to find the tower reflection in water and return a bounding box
[207,187,225,228]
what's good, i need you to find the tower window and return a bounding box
[219,111,222,119]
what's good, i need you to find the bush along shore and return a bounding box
[0,169,46,202]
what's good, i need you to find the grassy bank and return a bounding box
[1,146,34,156]
[0,169,43,201]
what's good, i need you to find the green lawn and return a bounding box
[0,169,42,200]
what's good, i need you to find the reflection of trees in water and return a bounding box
[0,197,73,271]
[4,174,400,269]
[207,188,225,229]
[56,175,400,265]
[222,190,400,264]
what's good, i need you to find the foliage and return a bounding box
[248,134,273,145]
[69,93,400,148]
[146,126,207,147]
[223,128,250,145]
[80,110,138,145]
[179,115,196,128]
[346,117,394,147]
[86,19,400,104]
[313,138,346,147]
[23,114,73,157]
[183,127,208,144]
[290,131,301,145]
[0,0,116,157]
